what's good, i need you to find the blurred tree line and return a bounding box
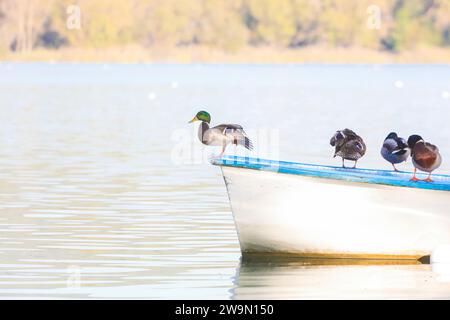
[0,0,449,54]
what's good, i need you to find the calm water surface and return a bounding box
[0,63,449,299]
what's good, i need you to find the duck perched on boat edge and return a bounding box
[189,110,253,157]
[330,129,366,168]
[408,134,442,182]
[381,132,410,171]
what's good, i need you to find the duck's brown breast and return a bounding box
[413,142,438,169]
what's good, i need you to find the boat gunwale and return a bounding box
[211,156,450,192]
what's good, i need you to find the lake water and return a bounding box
[0,63,449,299]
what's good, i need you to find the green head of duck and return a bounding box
[189,111,211,124]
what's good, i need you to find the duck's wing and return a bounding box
[382,138,398,152]
[342,128,358,137]
[391,137,409,155]
[424,142,439,153]
[396,137,408,148]
[342,136,366,157]
[333,129,361,147]
[351,138,366,154]
[330,131,346,147]
[383,137,406,153]
[212,124,254,150]
[214,124,244,133]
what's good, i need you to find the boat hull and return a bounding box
[221,166,450,259]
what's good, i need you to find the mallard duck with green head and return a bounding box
[189,111,253,157]
[407,134,442,182]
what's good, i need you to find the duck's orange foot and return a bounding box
[410,177,420,182]
[423,178,433,183]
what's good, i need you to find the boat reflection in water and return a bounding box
[231,255,450,299]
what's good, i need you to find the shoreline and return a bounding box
[1,46,450,64]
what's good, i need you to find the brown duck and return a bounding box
[407,135,442,182]
[330,129,366,168]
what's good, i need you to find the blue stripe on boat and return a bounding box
[211,156,450,192]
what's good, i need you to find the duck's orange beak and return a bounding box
[188,116,198,123]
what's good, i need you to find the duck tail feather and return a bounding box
[244,137,254,151]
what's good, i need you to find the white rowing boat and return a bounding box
[211,156,450,261]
